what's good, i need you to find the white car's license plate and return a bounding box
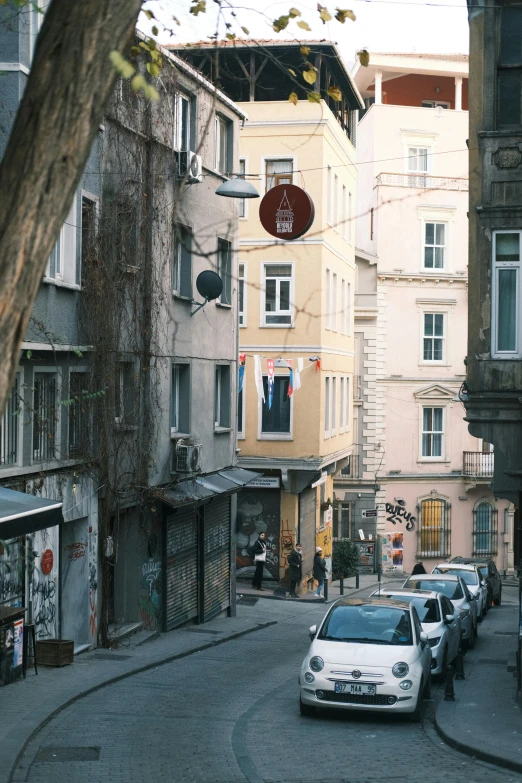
[335,682,376,695]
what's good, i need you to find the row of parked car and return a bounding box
[299,556,503,721]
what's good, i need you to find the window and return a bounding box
[265,159,293,191]
[423,313,445,362]
[341,280,346,334]
[33,372,58,461]
[422,100,450,109]
[407,146,429,187]
[340,376,345,432]
[325,268,331,329]
[421,407,443,458]
[345,376,351,430]
[218,238,232,305]
[492,231,521,356]
[324,377,330,437]
[497,7,522,128]
[0,376,20,466]
[327,166,333,225]
[333,174,339,229]
[237,385,245,438]
[171,364,191,435]
[424,223,446,270]
[81,194,98,283]
[115,362,136,426]
[473,501,498,556]
[348,192,353,244]
[342,186,347,240]
[46,195,77,285]
[238,263,246,326]
[215,115,230,174]
[332,273,338,331]
[238,159,247,218]
[173,225,193,299]
[214,365,231,429]
[174,93,190,151]
[345,282,352,335]
[68,372,89,456]
[418,498,450,558]
[261,376,290,434]
[264,264,292,326]
[331,377,337,435]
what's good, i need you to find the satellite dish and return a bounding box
[196,270,223,302]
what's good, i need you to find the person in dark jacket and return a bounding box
[251,532,267,590]
[411,561,426,575]
[287,542,303,598]
[313,547,327,597]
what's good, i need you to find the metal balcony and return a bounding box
[375,172,468,191]
[463,451,494,479]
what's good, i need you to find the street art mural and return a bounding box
[32,526,59,639]
[236,490,280,580]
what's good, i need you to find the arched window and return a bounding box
[473,502,498,555]
[418,498,451,558]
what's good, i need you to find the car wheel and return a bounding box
[407,684,424,722]
[423,673,432,700]
[494,591,502,606]
[299,696,316,716]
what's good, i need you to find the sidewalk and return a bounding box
[435,589,522,773]
[237,570,406,603]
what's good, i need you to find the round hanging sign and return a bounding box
[41,548,54,575]
[259,184,315,241]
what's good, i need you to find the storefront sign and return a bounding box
[41,548,54,575]
[385,501,416,531]
[259,184,315,240]
[247,476,280,488]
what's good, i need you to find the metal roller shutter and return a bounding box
[203,497,231,622]
[165,507,198,630]
[299,487,317,576]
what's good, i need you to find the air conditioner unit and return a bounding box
[178,151,203,184]
[175,442,202,473]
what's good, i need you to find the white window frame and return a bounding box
[0,369,23,469]
[348,192,353,244]
[238,158,248,219]
[334,173,339,230]
[341,279,346,335]
[261,262,294,328]
[325,268,331,329]
[215,114,229,174]
[422,99,450,109]
[257,373,293,441]
[171,365,180,434]
[331,377,337,435]
[492,230,522,358]
[324,376,330,438]
[332,272,338,331]
[346,282,352,336]
[345,375,351,431]
[32,367,61,464]
[423,221,447,271]
[44,194,79,289]
[238,262,246,327]
[214,363,231,430]
[342,185,347,240]
[217,238,232,307]
[339,376,345,433]
[406,145,430,175]
[264,158,294,191]
[174,92,191,152]
[261,155,296,194]
[420,405,445,461]
[421,312,446,364]
[327,165,333,225]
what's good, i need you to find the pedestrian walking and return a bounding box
[251,532,267,591]
[411,561,426,575]
[313,546,327,597]
[287,542,303,598]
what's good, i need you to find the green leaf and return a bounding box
[297,20,311,30]
[288,91,299,105]
[130,46,141,57]
[357,48,370,67]
[288,67,296,77]
[300,46,311,56]
[172,15,180,25]
[151,25,159,35]
[335,7,356,22]
[317,3,332,22]
[307,91,322,103]
[146,61,161,77]
[289,7,301,16]
[190,0,206,15]
[139,41,151,51]
[26,350,32,359]
[144,9,155,19]
[241,26,249,34]
[109,51,136,79]
[272,14,289,31]
[327,85,342,101]
[303,69,317,85]
[226,32,236,40]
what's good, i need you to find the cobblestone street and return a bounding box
[11,586,522,783]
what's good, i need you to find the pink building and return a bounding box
[334,53,514,575]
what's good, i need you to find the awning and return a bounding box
[0,488,64,540]
[155,467,262,509]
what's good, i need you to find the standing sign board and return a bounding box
[259,184,315,240]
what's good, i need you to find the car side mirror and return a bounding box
[309,624,317,641]
[419,631,428,643]
[444,614,455,624]
[480,580,487,587]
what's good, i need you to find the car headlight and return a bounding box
[427,636,441,648]
[304,672,315,683]
[392,662,409,678]
[309,656,324,672]
[399,680,413,690]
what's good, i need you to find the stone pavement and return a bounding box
[237,570,406,602]
[435,583,522,773]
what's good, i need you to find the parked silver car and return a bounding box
[370,588,461,676]
[432,563,488,620]
[403,573,478,650]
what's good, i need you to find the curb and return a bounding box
[7,620,277,783]
[237,578,398,605]
[434,706,522,775]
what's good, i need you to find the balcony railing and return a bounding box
[463,451,494,478]
[339,454,359,479]
[375,172,468,192]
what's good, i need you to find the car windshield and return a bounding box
[407,579,464,600]
[318,605,413,645]
[385,595,440,623]
[435,568,478,586]
[478,566,489,579]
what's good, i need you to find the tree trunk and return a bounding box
[0,0,142,416]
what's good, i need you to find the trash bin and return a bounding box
[0,606,25,686]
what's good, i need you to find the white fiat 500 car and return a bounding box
[299,598,432,721]
[432,563,488,621]
[370,588,461,677]
[404,573,478,650]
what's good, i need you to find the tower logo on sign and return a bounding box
[276,190,294,235]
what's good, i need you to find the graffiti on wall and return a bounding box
[88,524,98,640]
[0,539,24,608]
[385,500,416,531]
[32,527,59,639]
[138,531,162,631]
[236,490,280,579]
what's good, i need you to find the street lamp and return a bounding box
[215,177,260,199]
